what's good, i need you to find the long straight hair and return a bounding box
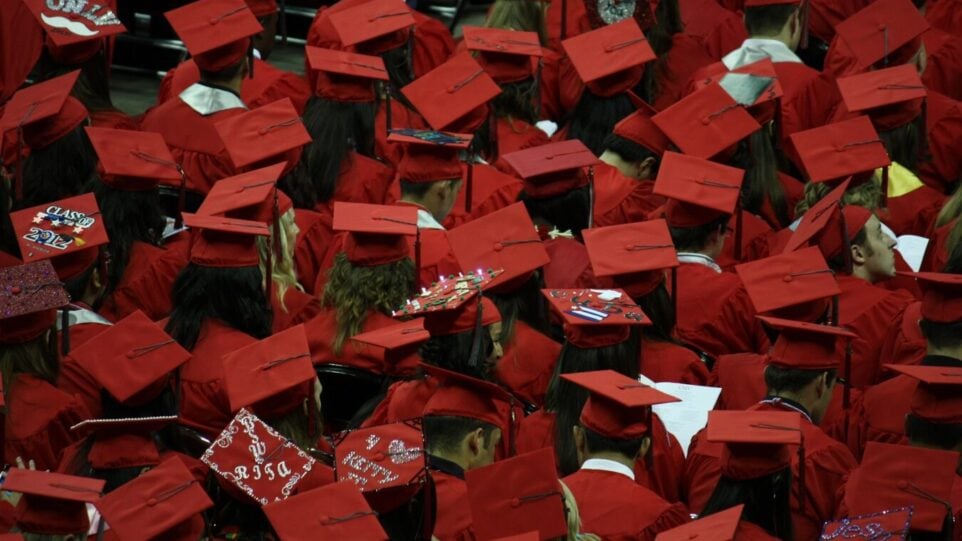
[701,469,794,539]
[299,96,377,204]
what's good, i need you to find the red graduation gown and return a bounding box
[0,1,42,103]
[271,286,321,333]
[363,377,439,429]
[651,34,716,111]
[678,0,748,60]
[918,92,962,194]
[443,162,523,229]
[591,163,664,228]
[925,0,962,35]
[542,237,595,290]
[292,208,331,297]
[563,468,690,540]
[544,0,592,51]
[923,217,954,273]
[877,301,926,370]
[490,117,551,172]
[157,58,311,114]
[5,374,89,471]
[430,467,474,541]
[305,308,408,375]
[312,152,397,218]
[492,321,562,408]
[673,261,770,359]
[640,339,710,386]
[881,181,946,237]
[684,400,856,541]
[716,210,773,269]
[923,27,962,102]
[178,319,258,438]
[89,109,139,130]
[98,237,191,323]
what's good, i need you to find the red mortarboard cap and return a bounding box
[783,178,851,254]
[184,213,269,268]
[760,316,857,370]
[821,508,913,541]
[502,139,598,199]
[6,469,103,535]
[197,163,288,223]
[706,410,802,480]
[833,0,928,72]
[447,202,549,291]
[543,288,651,348]
[395,270,503,336]
[401,51,501,132]
[264,481,389,541]
[818,205,874,261]
[652,83,761,159]
[305,47,388,103]
[96,455,214,540]
[391,129,471,184]
[0,260,69,344]
[561,19,655,97]
[0,71,79,134]
[350,319,430,352]
[334,421,427,493]
[908,272,962,323]
[582,219,678,298]
[422,362,514,427]
[654,151,745,227]
[85,127,181,190]
[23,0,125,63]
[214,98,312,170]
[332,202,417,266]
[886,364,962,424]
[223,324,314,418]
[69,310,190,405]
[844,442,958,533]
[70,415,179,470]
[698,59,784,125]
[561,369,679,438]
[744,0,801,6]
[612,101,671,155]
[164,0,262,72]
[789,117,890,183]
[244,0,278,17]
[735,246,839,317]
[465,448,568,541]
[654,505,745,541]
[837,64,926,131]
[462,26,542,84]
[202,408,317,505]
[10,193,108,281]
[329,0,415,49]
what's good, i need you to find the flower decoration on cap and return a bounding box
[820,507,913,541]
[543,288,651,348]
[333,420,427,493]
[394,268,502,319]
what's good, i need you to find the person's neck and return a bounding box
[200,78,243,96]
[428,451,470,474]
[849,265,879,284]
[599,151,635,179]
[749,32,794,51]
[399,196,437,218]
[768,392,814,418]
[926,345,962,361]
[585,451,635,471]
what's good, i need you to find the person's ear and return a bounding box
[636,436,652,460]
[851,243,867,266]
[636,157,657,180]
[573,426,587,462]
[467,427,484,458]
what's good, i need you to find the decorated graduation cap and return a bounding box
[164,0,262,73]
[908,272,962,323]
[837,64,927,132]
[462,26,543,84]
[695,59,784,125]
[654,505,746,541]
[0,260,69,345]
[562,369,679,439]
[222,324,314,419]
[465,448,568,541]
[543,288,651,348]
[70,415,180,471]
[821,508,913,541]
[391,129,470,184]
[333,201,418,269]
[305,46,388,103]
[583,219,679,299]
[10,192,108,281]
[202,408,317,505]
[69,310,190,405]
[652,83,761,160]
[759,316,857,370]
[832,0,928,72]
[612,101,671,156]
[85,127,183,191]
[654,151,745,227]
[447,202,549,292]
[502,139,598,199]
[214,98,312,172]
[843,442,958,534]
[707,410,802,480]
[23,0,126,65]
[735,246,840,322]
[329,0,415,53]
[264,481,389,541]
[5,469,104,535]
[886,364,962,425]
[183,212,270,268]
[790,116,890,184]
[401,51,501,133]
[95,455,213,540]
[350,319,430,377]
[561,18,655,98]
[333,419,428,506]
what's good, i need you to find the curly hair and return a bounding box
[321,253,415,356]
[794,176,882,216]
[257,208,302,313]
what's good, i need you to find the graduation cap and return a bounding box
[0,260,69,345]
[843,442,958,533]
[612,101,671,156]
[582,219,679,299]
[462,26,543,84]
[22,0,126,64]
[886,364,962,425]
[759,316,857,371]
[422,362,513,427]
[222,324,314,419]
[465,448,568,541]
[543,288,651,348]
[196,163,290,222]
[401,51,502,132]
[202,408,317,505]
[264,481,389,541]
[164,0,262,72]
[501,139,598,199]
[183,212,270,268]
[394,269,503,342]
[697,59,784,125]
[789,116,891,184]
[391,129,470,184]
[654,505,745,541]
[561,18,655,98]
[214,98,312,171]
[833,0,928,72]
[735,246,840,320]
[349,319,430,376]
[68,309,190,405]
[95,455,214,540]
[907,272,962,324]
[821,508,913,541]
[783,178,851,253]
[5,469,103,535]
[447,202,549,292]
[329,0,415,51]
[561,369,679,438]
[654,151,745,227]
[70,415,180,471]
[9,193,108,281]
[332,201,418,269]
[837,64,927,131]
[707,410,802,480]
[652,83,761,159]
[305,46,388,103]
[85,127,183,191]
[333,420,427,494]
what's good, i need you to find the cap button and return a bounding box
[700,116,711,125]
[493,242,503,252]
[509,497,521,508]
[146,497,158,507]
[10,286,21,295]
[372,452,386,462]
[783,275,793,283]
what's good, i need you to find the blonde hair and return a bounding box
[257,208,302,313]
[559,479,602,541]
[936,188,962,265]
[794,178,883,216]
[485,0,548,46]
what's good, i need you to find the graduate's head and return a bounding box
[395,135,467,222]
[845,213,897,283]
[911,272,962,355]
[601,104,669,181]
[743,2,802,47]
[890,363,962,463]
[423,415,501,470]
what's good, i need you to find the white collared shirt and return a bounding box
[56,307,112,330]
[677,252,722,273]
[178,83,246,116]
[722,38,803,70]
[581,458,636,481]
[416,208,445,231]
